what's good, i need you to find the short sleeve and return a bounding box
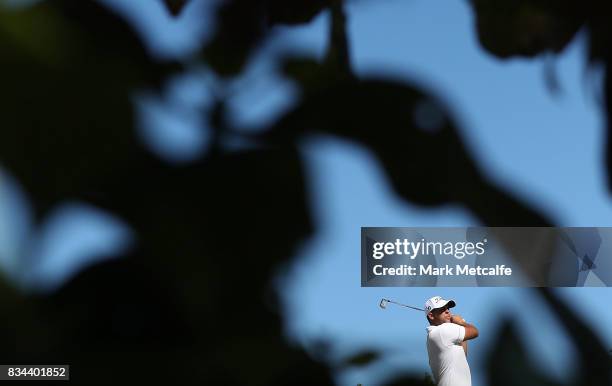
[439,323,465,346]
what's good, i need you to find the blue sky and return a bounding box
[1,1,611,386]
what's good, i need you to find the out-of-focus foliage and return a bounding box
[381,374,436,386]
[486,321,562,386]
[0,0,611,385]
[0,1,174,219]
[264,76,552,227]
[162,0,189,16]
[485,288,611,386]
[341,350,381,368]
[467,0,612,192]
[202,0,334,75]
[468,0,582,58]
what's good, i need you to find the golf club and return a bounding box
[379,298,424,312]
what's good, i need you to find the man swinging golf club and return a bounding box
[425,296,478,386]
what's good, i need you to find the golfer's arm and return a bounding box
[453,319,479,341]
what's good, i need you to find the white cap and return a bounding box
[424,296,456,314]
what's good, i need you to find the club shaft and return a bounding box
[384,298,424,311]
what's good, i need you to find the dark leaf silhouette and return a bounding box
[261,76,553,226]
[325,1,352,78]
[202,0,267,75]
[605,66,612,192]
[537,288,611,386]
[162,0,189,16]
[38,253,193,385]
[267,0,334,25]
[203,0,333,75]
[281,1,352,91]
[591,9,612,193]
[25,247,335,386]
[82,147,313,277]
[382,374,437,386]
[486,290,611,386]
[468,0,582,58]
[282,57,329,91]
[0,1,175,219]
[1,173,324,386]
[486,320,561,386]
[341,350,381,368]
[468,0,612,199]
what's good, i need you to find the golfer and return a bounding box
[424,296,479,386]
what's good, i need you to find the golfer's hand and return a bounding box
[451,314,466,325]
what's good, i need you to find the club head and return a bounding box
[379,299,389,309]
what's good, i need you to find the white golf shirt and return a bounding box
[426,323,471,386]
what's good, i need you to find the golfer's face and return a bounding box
[432,306,451,324]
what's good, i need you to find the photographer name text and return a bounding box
[372,264,512,277]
